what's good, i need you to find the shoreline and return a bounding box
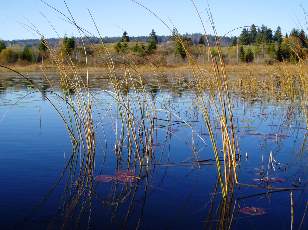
[0,63,306,75]
[0,63,307,86]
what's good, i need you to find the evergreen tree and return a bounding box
[175,41,186,59]
[276,45,284,62]
[277,38,291,61]
[256,25,272,44]
[115,32,131,53]
[256,28,263,44]
[114,42,122,53]
[147,29,158,53]
[114,41,128,53]
[122,42,128,52]
[174,37,191,59]
[290,29,300,37]
[199,35,205,45]
[267,43,276,59]
[121,31,130,42]
[0,40,6,53]
[149,29,158,43]
[273,26,283,44]
[231,37,237,46]
[21,46,34,62]
[62,36,75,55]
[265,28,273,43]
[132,43,139,53]
[38,37,48,53]
[172,28,178,37]
[239,46,245,62]
[299,29,307,47]
[132,42,145,56]
[147,39,157,53]
[239,28,250,45]
[171,28,180,42]
[250,24,257,44]
[38,37,48,63]
[245,48,254,63]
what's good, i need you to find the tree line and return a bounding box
[235,25,307,63]
[0,25,307,65]
[114,29,158,56]
[0,36,75,64]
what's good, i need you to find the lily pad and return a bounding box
[115,170,140,183]
[253,177,285,183]
[95,175,114,183]
[240,207,266,216]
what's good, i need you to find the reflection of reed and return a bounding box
[103,167,150,229]
[1,1,307,229]
[204,177,236,230]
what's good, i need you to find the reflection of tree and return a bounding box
[0,81,5,97]
[40,79,50,101]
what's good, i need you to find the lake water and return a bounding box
[0,73,307,229]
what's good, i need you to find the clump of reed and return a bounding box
[21,2,162,227]
[181,0,239,199]
[127,0,239,201]
[26,1,241,213]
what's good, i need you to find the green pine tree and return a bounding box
[231,37,237,46]
[199,35,205,45]
[273,26,283,44]
[175,39,186,59]
[21,46,34,62]
[149,29,158,43]
[121,31,130,43]
[250,24,257,44]
[239,46,245,62]
[0,40,6,53]
[147,29,158,53]
[245,48,254,63]
[62,36,75,55]
[239,28,250,45]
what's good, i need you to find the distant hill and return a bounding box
[4,33,233,47]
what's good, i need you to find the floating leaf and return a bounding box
[115,170,140,183]
[265,133,289,140]
[240,207,266,216]
[95,171,140,184]
[253,177,285,183]
[95,175,114,183]
[246,132,263,136]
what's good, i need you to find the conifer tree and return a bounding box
[239,28,250,45]
[147,29,158,52]
[199,35,205,45]
[273,26,283,44]
[121,31,130,42]
[0,40,6,53]
[250,24,257,44]
[239,46,245,62]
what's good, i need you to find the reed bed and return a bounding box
[1,0,307,228]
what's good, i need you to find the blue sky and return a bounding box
[1,0,307,40]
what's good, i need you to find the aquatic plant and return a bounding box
[0,1,307,229]
[239,207,266,216]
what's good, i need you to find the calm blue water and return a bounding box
[0,78,307,229]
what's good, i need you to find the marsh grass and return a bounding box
[1,0,307,228]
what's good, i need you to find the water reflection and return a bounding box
[0,72,307,229]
